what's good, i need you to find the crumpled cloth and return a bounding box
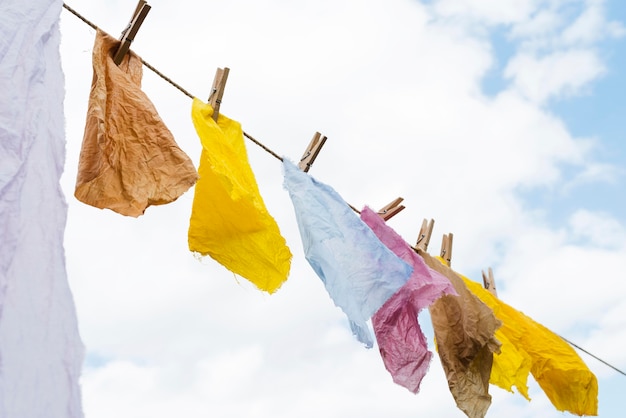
[75,30,198,217]
[0,0,84,416]
[419,252,501,418]
[188,99,291,293]
[488,328,532,401]
[462,278,532,400]
[282,160,412,347]
[360,207,456,393]
[462,277,598,416]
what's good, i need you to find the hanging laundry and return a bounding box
[488,328,532,401]
[0,0,84,416]
[360,207,456,393]
[418,252,501,418]
[463,272,533,400]
[282,160,413,348]
[188,99,291,294]
[462,277,598,416]
[75,30,198,217]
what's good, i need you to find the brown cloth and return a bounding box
[75,30,198,217]
[419,251,501,418]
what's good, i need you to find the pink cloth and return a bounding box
[361,207,456,393]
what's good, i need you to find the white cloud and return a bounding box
[504,49,605,103]
[562,161,622,191]
[510,9,564,40]
[562,0,608,44]
[569,208,626,247]
[561,0,626,45]
[584,302,626,377]
[430,0,537,25]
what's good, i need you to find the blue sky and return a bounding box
[57,0,626,417]
[483,1,626,230]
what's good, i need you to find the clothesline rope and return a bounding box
[243,132,282,161]
[62,2,281,160]
[561,336,626,377]
[63,4,195,99]
[61,2,625,380]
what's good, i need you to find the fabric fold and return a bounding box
[488,331,532,401]
[188,98,292,294]
[462,277,598,416]
[360,207,456,393]
[1,1,84,416]
[75,30,198,217]
[419,252,501,418]
[282,160,412,348]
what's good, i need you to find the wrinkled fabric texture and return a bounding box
[360,207,456,393]
[419,252,501,418]
[282,160,412,347]
[489,330,532,401]
[463,278,532,400]
[75,30,198,217]
[462,278,598,416]
[189,99,291,293]
[0,0,85,416]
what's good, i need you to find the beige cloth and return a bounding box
[419,251,501,418]
[75,30,198,217]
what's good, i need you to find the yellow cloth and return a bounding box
[462,275,598,416]
[461,276,532,399]
[420,252,501,418]
[75,30,198,217]
[188,98,291,293]
[489,330,532,400]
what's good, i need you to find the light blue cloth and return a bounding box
[282,159,413,348]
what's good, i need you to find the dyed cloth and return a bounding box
[462,278,598,416]
[75,30,198,217]
[0,1,84,416]
[463,278,532,400]
[419,252,501,418]
[282,160,412,348]
[189,99,291,293]
[488,330,532,401]
[360,207,456,393]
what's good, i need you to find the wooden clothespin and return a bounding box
[113,0,152,65]
[440,233,453,266]
[415,218,435,252]
[377,197,405,221]
[298,132,328,172]
[482,267,498,297]
[208,67,230,121]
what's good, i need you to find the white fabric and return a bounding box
[0,1,85,417]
